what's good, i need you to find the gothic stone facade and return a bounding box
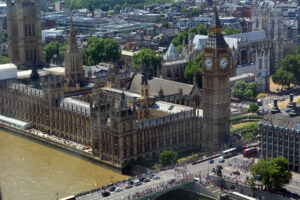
[6,0,45,70]
[0,77,91,145]
[90,87,202,168]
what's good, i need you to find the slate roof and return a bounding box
[192,30,267,51]
[163,43,179,61]
[129,74,194,96]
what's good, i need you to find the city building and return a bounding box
[201,7,231,153]
[6,0,45,70]
[260,94,300,172]
[0,3,232,169]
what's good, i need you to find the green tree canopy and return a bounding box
[223,27,241,35]
[132,49,162,75]
[187,8,202,17]
[44,41,63,62]
[0,32,7,43]
[232,81,257,100]
[86,37,121,66]
[172,24,207,48]
[159,150,178,166]
[247,102,259,113]
[251,156,292,192]
[244,82,257,99]
[0,55,9,64]
[232,80,246,99]
[64,0,171,12]
[273,54,300,87]
[184,53,202,87]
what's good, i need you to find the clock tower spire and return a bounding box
[201,6,231,153]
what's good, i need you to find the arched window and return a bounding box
[32,24,35,36]
[25,24,27,37]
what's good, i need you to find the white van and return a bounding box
[218,156,224,163]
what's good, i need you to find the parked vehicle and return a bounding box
[153,176,160,180]
[115,188,122,192]
[143,178,150,182]
[168,178,176,184]
[125,184,133,189]
[209,159,214,164]
[109,186,116,192]
[133,180,142,186]
[102,191,110,197]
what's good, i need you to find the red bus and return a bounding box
[243,147,257,157]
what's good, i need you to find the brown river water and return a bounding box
[0,130,128,200]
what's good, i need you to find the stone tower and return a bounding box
[64,15,84,91]
[201,7,231,153]
[6,0,45,70]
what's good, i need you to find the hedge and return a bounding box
[230,114,263,123]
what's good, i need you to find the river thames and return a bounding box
[0,130,128,200]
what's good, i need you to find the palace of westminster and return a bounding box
[0,0,235,168]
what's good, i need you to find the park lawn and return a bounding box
[297,98,300,104]
[232,121,259,128]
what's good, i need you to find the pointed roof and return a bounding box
[67,13,79,54]
[210,5,222,28]
[164,43,179,61]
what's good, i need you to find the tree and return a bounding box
[224,27,240,35]
[0,32,7,43]
[247,102,259,113]
[172,24,207,48]
[44,41,62,62]
[86,37,121,66]
[251,156,292,192]
[184,53,202,87]
[244,82,257,99]
[273,69,296,89]
[232,80,246,99]
[187,8,202,17]
[132,49,162,74]
[0,55,9,64]
[161,21,169,28]
[159,150,177,166]
[232,81,257,100]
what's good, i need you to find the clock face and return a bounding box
[219,57,228,69]
[204,57,213,70]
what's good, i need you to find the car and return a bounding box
[209,159,214,164]
[218,156,224,163]
[143,178,150,183]
[115,188,122,192]
[149,174,155,179]
[233,171,240,175]
[125,184,133,189]
[168,178,176,184]
[128,180,134,185]
[102,191,110,197]
[109,186,116,192]
[153,176,160,180]
[139,177,145,182]
[133,180,142,186]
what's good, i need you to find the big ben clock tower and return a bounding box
[202,6,231,153]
